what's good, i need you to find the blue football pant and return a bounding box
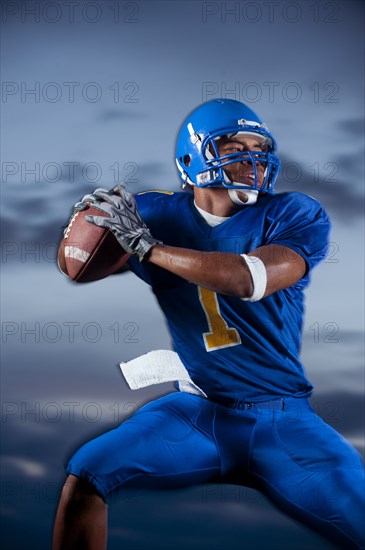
[67,392,365,549]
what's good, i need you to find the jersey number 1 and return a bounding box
[198,287,241,352]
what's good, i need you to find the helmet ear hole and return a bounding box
[183,154,191,167]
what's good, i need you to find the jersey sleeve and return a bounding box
[264,192,331,272]
[119,190,177,286]
[125,255,153,285]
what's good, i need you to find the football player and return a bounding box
[53,99,365,549]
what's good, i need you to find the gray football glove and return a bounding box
[73,187,111,212]
[63,188,108,237]
[85,185,162,261]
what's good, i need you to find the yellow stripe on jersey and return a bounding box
[137,190,174,195]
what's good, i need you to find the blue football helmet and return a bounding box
[176,99,281,193]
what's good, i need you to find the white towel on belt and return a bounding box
[119,350,207,398]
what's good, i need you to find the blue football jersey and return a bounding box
[126,191,330,402]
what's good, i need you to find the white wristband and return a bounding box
[241,254,267,302]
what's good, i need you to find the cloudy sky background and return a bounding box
[1,1,364,548]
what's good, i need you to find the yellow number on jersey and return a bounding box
[198,287,241,352]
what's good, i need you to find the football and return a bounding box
[60,205,131,282]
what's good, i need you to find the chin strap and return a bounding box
[228,188,259,206]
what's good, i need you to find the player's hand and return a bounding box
[73,188,109,211]
[85,185,162,261]
[63,188,108,237]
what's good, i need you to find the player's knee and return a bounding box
[60,474,105,505]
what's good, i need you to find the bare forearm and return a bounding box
[147,244,253,297]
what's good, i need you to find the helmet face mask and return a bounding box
[176,99,281,194]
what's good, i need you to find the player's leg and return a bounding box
[52,392,220,550]
[52,474,107,550]
[250,397,365,549]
